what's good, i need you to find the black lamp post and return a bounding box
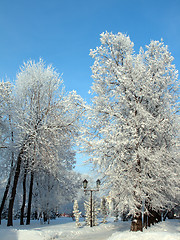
[83,179,101,227]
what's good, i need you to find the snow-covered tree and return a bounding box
[82,32,180,231]
[0,81,11,143]
[0,80,14,155]
[92,200,98,226]
[84,199,91,226]
[6,59,85,226]
[0,80,16,224]
[112,198,119,222]
[73,200,81,227]
[84,198,98,226]
[33,170,82,223]
[100,197,107,223]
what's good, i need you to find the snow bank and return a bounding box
[108,231,179,240]
[0,218,179,240]
[0,228,45,240]
[108,219,180,240]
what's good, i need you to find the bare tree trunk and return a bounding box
[131,212,143,231]
[143,212,148,229]
[43,212,48,223]
[20,168,27,225]
[157,210,162,222]
[7,149,23,226]
[0,164,14,224]
[131,154,143,232]
[148,209,161,226]
[144,200,150,229]
[0,130,15,224]
[26,171,34,225]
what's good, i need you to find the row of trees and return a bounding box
[0,60,84,226]
[81,32,180,231]
[0,32,179,231]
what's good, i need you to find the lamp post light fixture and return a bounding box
[83,179,101,227]
[96,179,101,189]
[83,179,88,189]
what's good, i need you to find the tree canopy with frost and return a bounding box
[0,81,13,148]
[0,81,16,225]
[0,59,85,226]
[82,32,180,231]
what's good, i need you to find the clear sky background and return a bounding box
[0,0,180,174]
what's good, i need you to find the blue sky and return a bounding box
[0,0,180,174]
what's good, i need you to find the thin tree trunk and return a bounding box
[148,207,155,226]
[0,130,15,224]
[7,149,23,226]
[143,212,148,229]
[157,210,162,222]
[131,154,143,232]
[26,171,34,225]
[20,168,27,225]
[144,200,150,229]
[0,165,14,224]
[150,209,161,225]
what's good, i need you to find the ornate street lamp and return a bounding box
[96,179,101,189]
[83,179,101,227]
[83,179,88,189]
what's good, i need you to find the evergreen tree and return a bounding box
[73,200,81,227]
[84,199,91,226]
[92,200,98,226]
[112,199,119,222]
[100,197,107,223]
[84,198,98,226]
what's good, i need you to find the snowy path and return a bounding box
[0,218,124,240]
[39,219,126,240]
[0,218,179,240]
[53,221,125,240]
[0,218,128,240]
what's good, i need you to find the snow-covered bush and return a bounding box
[100,197,108,223]
[84,198,98,226]
[73,200,81,227]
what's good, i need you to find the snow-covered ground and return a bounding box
[0,217,179,240]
